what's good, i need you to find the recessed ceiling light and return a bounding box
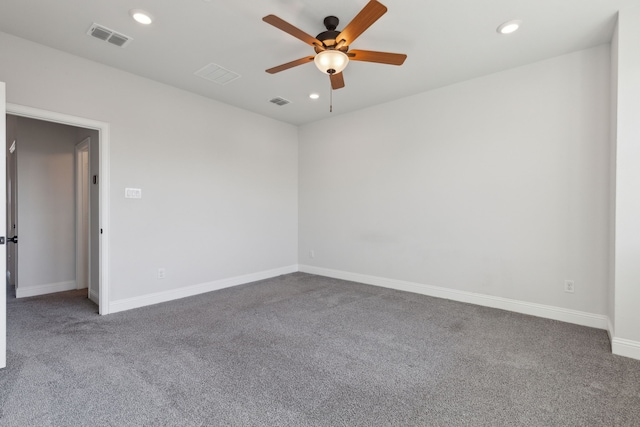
[497,19,522,35]
[130,9,153,25]
[309,93,320,100]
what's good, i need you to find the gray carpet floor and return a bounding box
[1,272,639,426]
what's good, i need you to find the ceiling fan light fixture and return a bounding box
[314,50,349,75]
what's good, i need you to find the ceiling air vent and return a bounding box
[194,63,241,85]
[269,97,291,106]
[87,23,132,48]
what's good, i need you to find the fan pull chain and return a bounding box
[329,78,333,113]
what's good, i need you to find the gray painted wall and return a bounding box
[612,5,640,346]
[0,32,299,304]
[299,45,611,316]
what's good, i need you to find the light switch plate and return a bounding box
[125,188,142,199]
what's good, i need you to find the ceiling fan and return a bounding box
[263,0,407,90]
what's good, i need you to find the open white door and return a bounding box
[7,119,17,293]
[1,82,8,369]
[75,138,90,293]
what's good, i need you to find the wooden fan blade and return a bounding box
[266,56,315,74]
[336,0,387,46]
[348,49,407,65]
[263,15,323,47]
[330,72,345,90]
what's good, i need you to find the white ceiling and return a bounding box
[0,0,630,125]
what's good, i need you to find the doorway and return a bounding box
[6,104,110,315]
[7,116,97,304]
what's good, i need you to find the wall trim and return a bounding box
[16,281,77,298]
[299,265,609,330]
[89,289,99,305]
[608,309,640,361]
[611,337,640,360]
[109,265,299,314]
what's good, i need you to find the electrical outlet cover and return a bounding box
[564,280,575,293]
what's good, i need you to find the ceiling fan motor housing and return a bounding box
[314,16,349,53]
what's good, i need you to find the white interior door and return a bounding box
[75,138,90,292]
[1,82,8,369]
[7,129,17,290]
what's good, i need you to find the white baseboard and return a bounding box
[16,281,77,298]
[611,337,640,360]
[89,288,99,305]
[299,265,609,330]
[109,265,299,314]
[608,314,640,361]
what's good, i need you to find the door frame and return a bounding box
[7,103,111,315]
[75,138,90,293]
[1,83,6,369]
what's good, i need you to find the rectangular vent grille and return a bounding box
[87,23,132,48]
[194,63,241,85]
[269,97,291,106]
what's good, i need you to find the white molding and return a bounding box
[1,82,6,369]
[299,265,609,330]
[99,123,110,315]
[109,265,299,314]
[612,337,640,361]
[608,312,640,361]
[5,104,105,129]
[16,281,77,298]
[6,103,111,315]
[89,289,99,305]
